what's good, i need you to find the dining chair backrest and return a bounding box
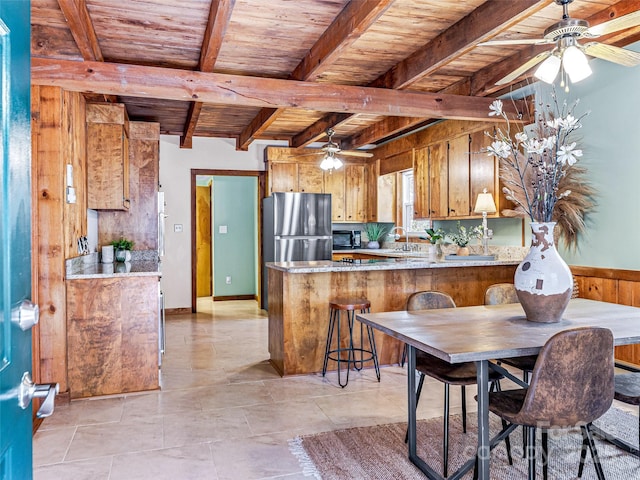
[517,327,614,427]
[406,291,456,311]
[484,283,519,306]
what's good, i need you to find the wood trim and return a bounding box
[165,307,192,315]
[570,266,640,283]
[190,169,266,313]
[213,294,256,301]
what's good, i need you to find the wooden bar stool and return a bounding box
[322,298,380,388]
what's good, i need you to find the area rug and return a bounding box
[289,407,640,479]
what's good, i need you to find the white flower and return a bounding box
[546,118,562,130]
[524,139,544,155]
[488,100,503,117]
[515,132,528,143]
[559,114,580,130]
[488,140,511,158]
[557,142,582,166]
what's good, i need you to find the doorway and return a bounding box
[190,169,266,312]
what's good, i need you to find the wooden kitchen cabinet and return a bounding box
[365,162,378,222]
[344,164,366,222]
[428,141,449,218]
[298,163,324,193]
[268,160,324,193]
[448,135,470,217]
[66,276,159,398]
[470,130,499,210]
[86,103,130,210]
[324,167,346,221]
[413,146,429,219]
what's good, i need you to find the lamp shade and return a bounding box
[534,54,561,84]
[474,190,497,214]
[562,45,592,83]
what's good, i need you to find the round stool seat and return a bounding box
[329,298,371,311]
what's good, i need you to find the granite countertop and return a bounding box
[66,251,162,279]
[267,257,521,273]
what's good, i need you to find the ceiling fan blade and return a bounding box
[585,10,640,37]
[338,150,374,158]
[478,38,552,46]
[495,50,552,85]
[583,42,640,67]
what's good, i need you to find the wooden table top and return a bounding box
[356,298,640,364]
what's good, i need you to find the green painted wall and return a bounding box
[548,41,640,269]
[212,176,258,296]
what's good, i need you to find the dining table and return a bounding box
[356,298,640,480]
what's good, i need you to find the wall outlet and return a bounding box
[225,276,232,284]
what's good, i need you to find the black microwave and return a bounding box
[333,230,361,250]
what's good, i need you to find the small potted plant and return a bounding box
[362,223,392,249]
[111,237,134,262]
[421,227,445,260]
[447,222,482,256]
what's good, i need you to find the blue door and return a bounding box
[1,2,35,478]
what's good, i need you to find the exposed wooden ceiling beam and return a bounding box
[57,0,103,61]
[290,113,353,148]
[371,0,552,89]
[292,0,551,148]
[31,58,529,122]
[57,0,118,104]
[180,0,236,149]
[343,79,471,149]
[236,0,395,151]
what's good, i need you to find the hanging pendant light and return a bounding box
[534,37,592,86]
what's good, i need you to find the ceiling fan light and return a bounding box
[563,45,592,83]
[534,54,561,84]
[333,157,343,170]
[320,156,334,171]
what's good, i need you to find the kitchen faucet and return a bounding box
[390,226,411,251]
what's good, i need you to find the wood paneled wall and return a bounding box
[572,266,640,365]
[98,120,160,250]
[31,86,87,393]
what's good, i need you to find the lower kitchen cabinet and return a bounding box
[66,276,159,398]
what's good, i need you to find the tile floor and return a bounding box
[33,299,637,479]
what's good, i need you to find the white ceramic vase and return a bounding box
[367,241,380,249]
[514,222,573,323]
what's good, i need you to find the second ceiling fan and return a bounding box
[479,0,640,86]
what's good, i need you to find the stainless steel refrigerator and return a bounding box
[262,192,332,309]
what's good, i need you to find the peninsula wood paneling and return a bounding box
[268,264,517,376]
[571,266,640,365]
[66,276,159,398]
[98,120,160,250]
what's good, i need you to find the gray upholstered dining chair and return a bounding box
[405,290,504,477]
[486,326,614,480]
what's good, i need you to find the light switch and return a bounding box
[174,224,183,233]
[219,225,228,234]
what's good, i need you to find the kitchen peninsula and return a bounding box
[267,256,520,376]
[65,255,161,399]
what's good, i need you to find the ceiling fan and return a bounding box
[479,0,640,86]
[296,128,373,171]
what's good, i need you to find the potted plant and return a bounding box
[447,222,481,256]
[362,223,392,249]
[421,227,445,260]
[111,237,134,262]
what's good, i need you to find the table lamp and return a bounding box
[474,189,497,256]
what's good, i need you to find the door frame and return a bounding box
[190,169,266,312]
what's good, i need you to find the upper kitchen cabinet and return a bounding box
[365,162,378,222]
[469,130,499,211]
[447,135,471,217]
[86,103,130,210]
[323,167,345,222]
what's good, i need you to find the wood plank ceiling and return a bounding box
[31,0,640,152]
